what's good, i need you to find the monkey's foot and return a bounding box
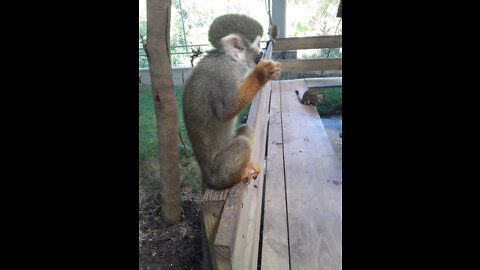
[243,161,260,185]
[255,60,281,82]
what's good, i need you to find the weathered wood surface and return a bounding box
[281,79,342,270]
[305,77,342,88]
[261,80,290,270]
[202,189,229,270]
[277,58,342,72]
[274,36,342,51]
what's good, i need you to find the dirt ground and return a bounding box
[139,158,203,269]
[139,184,203,270]
[139,115,342,270]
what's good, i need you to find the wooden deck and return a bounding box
[261,78,342,270]
[202,78,342,270]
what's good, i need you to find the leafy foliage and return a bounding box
[314,87,342,116]
[139,0,342,66]
[139,21,149,68]
[287,0,341,37]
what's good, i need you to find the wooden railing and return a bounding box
[274,35,342,72]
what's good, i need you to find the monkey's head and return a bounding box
[208,14,264,68]
[316,92,325,102]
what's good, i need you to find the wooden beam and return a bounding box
[305,77,342,88]
[202,189,229,270]
[274,35,342,51]
[278,58,342,72]
[337,0,342,17]
[260,81,290,270]
[280,80,342,269]
[272,0,286,38]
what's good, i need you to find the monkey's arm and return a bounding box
[225,60,280,121]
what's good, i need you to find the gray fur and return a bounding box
[183,33,262,189]
[208,14,263,49]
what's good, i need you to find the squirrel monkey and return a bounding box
[182,14,281,190]
[295,89,325,106]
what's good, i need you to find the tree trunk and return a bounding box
[146,0,181,223]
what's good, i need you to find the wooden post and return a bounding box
[202,189,228,270]
[272,0,286,38]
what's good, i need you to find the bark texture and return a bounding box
[146,0,181,223]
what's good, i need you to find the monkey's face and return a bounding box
[317,93,325,102]
[250,36,264,65]
[220,34,263,69]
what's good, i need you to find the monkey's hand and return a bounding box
[226,61,281,121]
[254,60,281,85]
[242,161,260,185]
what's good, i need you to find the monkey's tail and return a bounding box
[295,90,303,104]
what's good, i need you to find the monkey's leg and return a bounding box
[225,60,281,120]
[235,124,254,140]
[209,135,259,189]
[234,125,259,185]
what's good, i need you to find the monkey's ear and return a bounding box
[220,34,243,54]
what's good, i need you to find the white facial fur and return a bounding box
[220,34,263,71]
[250,35,262,55]
[220,34,243,55]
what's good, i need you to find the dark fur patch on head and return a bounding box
[208,14,263,49]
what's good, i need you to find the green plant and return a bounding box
[237,104,251,125]
[139,85,200,194]
[315,87,342,116]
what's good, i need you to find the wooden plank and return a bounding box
[213,183,245,270]
[242,42,276,269]
[305,77,342,88]
[202,216,212,270]
[213,81,272,270]
[261,80,290,270]
[202,189,229,270]
[278,58,342,72]
[274,36,342,51]
[280,79,342,270]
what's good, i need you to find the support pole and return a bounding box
[272,0,286,38]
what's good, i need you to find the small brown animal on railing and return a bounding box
[295,89,325,106]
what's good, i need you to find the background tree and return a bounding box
[139,21,148,68]
[146,0,182,223]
